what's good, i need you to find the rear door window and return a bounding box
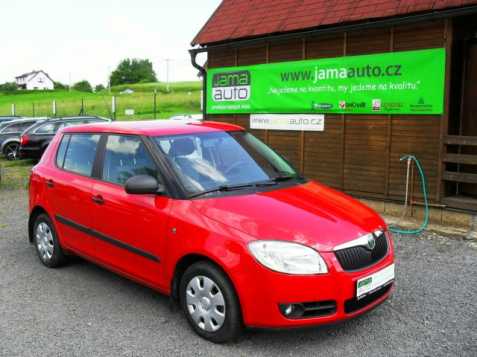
[62,134,100,176]
[35,123,60,134]
[102,135,160,186]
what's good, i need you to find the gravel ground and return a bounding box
[0,189,476,357]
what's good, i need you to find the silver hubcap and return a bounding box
[186,275,226,332]
[36,222,54,261]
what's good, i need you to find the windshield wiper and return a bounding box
[255,171,303,187]
[189,174,304,199]
[272,175,296,182]
[189,183,254,198]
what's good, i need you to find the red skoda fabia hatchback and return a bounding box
[29,120,395,343]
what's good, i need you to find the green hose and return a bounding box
[389,155,429,235]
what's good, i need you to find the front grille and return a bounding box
[344,283,392,314]
[335,232,388,271]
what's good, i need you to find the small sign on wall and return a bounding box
[250,114,325,131]
[125,108,135,116]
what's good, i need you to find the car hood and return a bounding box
[193,181,385,252]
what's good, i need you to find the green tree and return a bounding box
[109,58,157,86]
[0,82,17,93]
[95,84,105,92]
[54,81,69,90]
[73,80,93,92]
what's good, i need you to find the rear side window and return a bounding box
[35,123,58,134]
[1,122,34,133]
[60,121,79,128]
[56,134,70,168]
[61,120,85,128]
[62,134,100,176]
[102,135,159,186]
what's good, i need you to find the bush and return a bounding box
[73,80,93,93]
[54,81,69,90]
[95,84,105,92]
[0,82,18,93]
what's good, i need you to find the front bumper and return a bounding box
[235,233,395,328]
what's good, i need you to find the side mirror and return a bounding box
[125,175,165,195]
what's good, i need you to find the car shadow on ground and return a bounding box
[58,254,377,344]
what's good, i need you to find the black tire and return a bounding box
[33,214,67,268]
[180,261,242,343]
[3,142,19,161]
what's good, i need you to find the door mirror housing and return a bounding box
[125,175,165,195]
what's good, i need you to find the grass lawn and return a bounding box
[0,81,203,189]
[0,157,34,190]
[0,81,202,120]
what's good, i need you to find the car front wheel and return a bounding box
[180,261,242,343]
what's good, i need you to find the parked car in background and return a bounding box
[169,114,202,121]
[28,120,395,343]
[19,116,111,160]
[0,118,46,160]
[0,116,22,125]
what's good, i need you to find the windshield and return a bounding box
[154,131,299,197]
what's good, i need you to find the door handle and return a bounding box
[46,179,54,188]
[92,195,104,205]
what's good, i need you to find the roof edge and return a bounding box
[192,4,477,48]
[191,1,227,47]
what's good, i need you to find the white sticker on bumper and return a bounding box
[356,263,394,300]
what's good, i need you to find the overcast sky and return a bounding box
[0,0,221,86]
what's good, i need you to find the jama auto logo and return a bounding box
[212,71,251,102]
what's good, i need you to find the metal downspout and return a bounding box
[189,49,207,117]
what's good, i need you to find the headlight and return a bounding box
[248,240,328,275]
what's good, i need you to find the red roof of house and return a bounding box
[193,0,477,45]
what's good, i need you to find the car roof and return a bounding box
[22,116,109,132]
[3,118,42,124]
[62,120,244,136]
[42,116,103,122]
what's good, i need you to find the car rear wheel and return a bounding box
[33,214,67,268]
[3,142,19,161]
[180,261,242,343]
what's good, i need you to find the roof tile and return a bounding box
[192,0,477,45]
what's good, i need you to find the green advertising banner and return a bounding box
[207,48,446,115]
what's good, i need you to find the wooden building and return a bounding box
[191,0,477,211]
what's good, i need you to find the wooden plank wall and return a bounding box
[207,20,447,203]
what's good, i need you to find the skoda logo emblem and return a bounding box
[367,236,376,250]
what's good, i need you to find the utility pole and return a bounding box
[108,66,112,94]
[112,96,116,120]
[165,58,171,93]
[153,89,157,119]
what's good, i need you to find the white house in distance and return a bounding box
[15,70,54,90]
